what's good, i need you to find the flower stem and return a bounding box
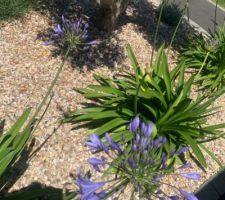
[29,47,71,132]
[32,47,70,120]
[150,0,165,67]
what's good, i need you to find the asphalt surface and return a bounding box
[195,170,225,200]
[170,0,225,32]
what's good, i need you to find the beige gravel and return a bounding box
[0,0,225,198]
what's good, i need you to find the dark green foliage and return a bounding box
[0,0,41,21]
[0,108,34,178]
[64,45,225,168]
[180,24,225,91]
[157,0,183,26]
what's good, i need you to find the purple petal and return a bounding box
[86,134,109,153]
[129,116,140,133]
[179,189,198,200]
[105,133,122,154]
[88,157,106,171]
[154,175,163,181]
[87,40,97,45]
[136,133,140,144]
[169,196,179,200]
[44,40,54,46]
[61,15,66,23]
[76,174,105,199]
[177,146,189,155]
[146,122,153,137]
[170,148,177,156]
[161,152,167,169]
[180,172,201,180]
[141,122,147,135]
[127,157,137,168]
[141,137,148,151]
[179,163,192,169]
[132,143,137,151]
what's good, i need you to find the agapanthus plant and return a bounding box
[45,15,96,49]
[180,23,225,91]
[75,117,200,200]
[64,44,225,169]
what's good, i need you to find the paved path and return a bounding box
[170,0,225,32]
[195,170,225,200]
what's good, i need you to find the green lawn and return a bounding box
[213,0,225,8]
[0,0,43,21]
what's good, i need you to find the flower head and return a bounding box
[78,117,200,200]
[45,15,96,49]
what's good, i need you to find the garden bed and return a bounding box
[0,0,225,199]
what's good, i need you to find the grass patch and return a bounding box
[0,0,42,21]
[213,0,225,8]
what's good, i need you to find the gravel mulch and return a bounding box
[0,0,225,198]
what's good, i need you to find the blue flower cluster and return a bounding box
[75,116,200,200]
[45,16,96,48]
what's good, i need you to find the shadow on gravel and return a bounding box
[118,0,198,51]
[37,0,125,70]
[37,0,198,69]
[2,182,74,200]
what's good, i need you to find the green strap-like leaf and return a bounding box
[127,44,140,83]
[0,151,16,177]
[90,118,128,136]
[161,50,172,101]
[199,143,223,168]
[0,108,31,148]
[157,91,184,125]
[180,132,207,168]
[88,85,123,96]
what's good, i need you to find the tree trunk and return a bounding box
[98,0,130,32]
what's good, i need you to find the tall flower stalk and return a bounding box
[75,117,200,200]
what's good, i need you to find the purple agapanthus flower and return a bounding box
[86,134,109,154]
[44,15,96,48]
[76,174,106,200]
[79,117,201,200]
[179,189,198,200]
